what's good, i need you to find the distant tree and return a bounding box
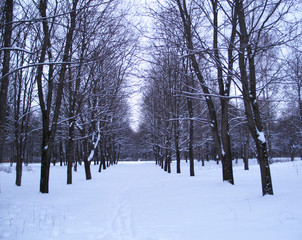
[273,114,301,160]
[285,45,302,119]
[10,27,36,186]
[282,46,302,159]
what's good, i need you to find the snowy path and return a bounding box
[1,160,302,240]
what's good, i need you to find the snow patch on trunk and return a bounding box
[221,144,225,157]
[256,128,266,144]
[87,121,101,162]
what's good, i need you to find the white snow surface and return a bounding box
[1,159,302,240]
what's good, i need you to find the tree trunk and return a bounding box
[236,0,273,195]
[160,148,164,169]
[116,144,120,163]
[15,142,22,186]
[84,159,92,180]
[76,142,82,166]
[187,96,195,177]
[164,151,168,172]
[101,148,106,171]
[14,69,23,186]
[175,135,181,174]
[166,135,171,174]
[95,146,99,165]
[15,158,22,186]
[0,0,13,163]
[153,145,158,165]
[38,0,79,193]
[290,141,295,161]
[243,129,250,170]
[66,122,74,184]
[212,0,234,184]
[176,0,221,176]
[40,129,51,193]
[82,136,92,180]
[166,153,171,173]
[59,141,64,166]
[221,100,233,184]
[189,118,194,177]
[102,144,106,170]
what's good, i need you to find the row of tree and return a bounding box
[142,0,302,195]
[1,0,302,196]
[0,0,138,193]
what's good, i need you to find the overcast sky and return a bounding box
[125,0,155,132]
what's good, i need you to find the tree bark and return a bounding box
[0,0,13,163]
[38,0,79,193]
[174,128,181,174]
[82,133,92,180]
[66,32,86,184]
[176,0,222,174]
[243,129,250,170]
[66,123,74,184]
[15,135,22,186]
[235,0,273,195]
[187,97,195,177]
[101,137,106,170]
[211,0,234,184]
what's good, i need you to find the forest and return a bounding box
[1,0,302,196]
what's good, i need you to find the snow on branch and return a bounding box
[0,61,81,81]
[176,91,243,100]
[0,47,34,54]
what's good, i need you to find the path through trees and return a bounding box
[0,0,302,196]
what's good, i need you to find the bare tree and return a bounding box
[11,23,36,186]
[234,0,277,195]
[36,0,79,193]
[174,0,234,183]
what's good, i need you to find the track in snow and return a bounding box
[1,160,302,240]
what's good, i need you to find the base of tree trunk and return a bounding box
[84,161,92,180]
[222,155,234,185]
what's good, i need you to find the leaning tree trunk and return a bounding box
[176,0,222,176]
[236,0,273,195]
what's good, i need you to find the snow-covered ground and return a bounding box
[1,159,302,240]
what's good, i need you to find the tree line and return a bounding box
[1,0,302,196]
[143,0,302,195]
[0,0,138,193]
